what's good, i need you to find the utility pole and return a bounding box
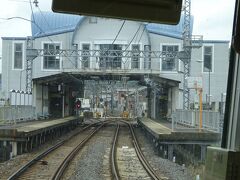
[182,0,203,109]
[182,0,192,109]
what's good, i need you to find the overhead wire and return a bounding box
[111,20,126,45]
[35,4,78,69]
[121,23,143,69]
[98,20,126,69]
[37,6,52,30]
[34,9,127,76]
[29,0,36,24]
[137,25,146,44]
[124,23,142,51]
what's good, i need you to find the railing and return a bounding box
[171,109,221,132]
[0,106,36,124]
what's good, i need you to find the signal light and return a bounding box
[76,100,81,109]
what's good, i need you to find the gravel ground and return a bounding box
[135,127,194,180]
[67,125,114,180]
[117,124,150,180]
[0,125,85,179]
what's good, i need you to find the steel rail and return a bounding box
[52,121,110,180]
[119,120,160,180]
[110,123,120,180]
[128,123,160,180]
[7,121,104,180]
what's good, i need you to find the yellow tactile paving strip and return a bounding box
[16,116,76,133]
[140,118,171,135]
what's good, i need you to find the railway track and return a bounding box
[7,121,109,180]
[111,123,120,180]
[8,119,161,180]
[111,120,161,180]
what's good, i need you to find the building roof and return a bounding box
[1,37,27,40]
[146,15,193,39]
[2,12,229,44]
[31,11,191,39]
[31,11,83,38]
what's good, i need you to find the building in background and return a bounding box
[1,12,229,118]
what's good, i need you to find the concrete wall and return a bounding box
[2,39,27,99]
[149,32,229,109]
[32,32,75,79]
[190,42,229,104]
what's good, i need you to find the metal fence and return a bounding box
[171,109,221,132]
[0,106,36,124]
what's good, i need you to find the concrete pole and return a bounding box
[11,142,18,157]
[199,88,203,131]
[23,93,25,106]
[15,92,17,106]
[19,92,21,106]
[200,145,206,162]
[28,93,30,105]
[168,144,173,160]
[153,89,156,119]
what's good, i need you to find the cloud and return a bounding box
[0,0,51,54]
[192,0,235,40]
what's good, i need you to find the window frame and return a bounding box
[131,44,141,69]
[12,41,25,70]
[80,42,92,69]
[160,43,181,73]
[41,41,62,71]
[202,44,215,73]
[99,44,123,69]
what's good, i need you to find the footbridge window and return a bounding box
[81,44,90,68]
[131,44,140,69]
[43,43,61,70]
[161,45,179,72]
[99,44,122,69]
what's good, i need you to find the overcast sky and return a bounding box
[0,0,236,55]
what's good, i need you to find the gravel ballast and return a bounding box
[135,127,194,180]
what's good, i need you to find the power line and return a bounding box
[137,25,146,44]
[37,6,51,30]
[36,11,79,69]
[0,16,55,44]
[101,20,126,53]
[124,24,142,51]
[0,15,78,76]
[112,20,126,45]
[29,0,36,23]
[0,17,40,32]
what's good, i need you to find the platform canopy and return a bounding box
[33,72,180,88]
[149,75,181,87]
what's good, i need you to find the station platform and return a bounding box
[0,116,81,141]
[0,116,83,161]
[138,118,221,144]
